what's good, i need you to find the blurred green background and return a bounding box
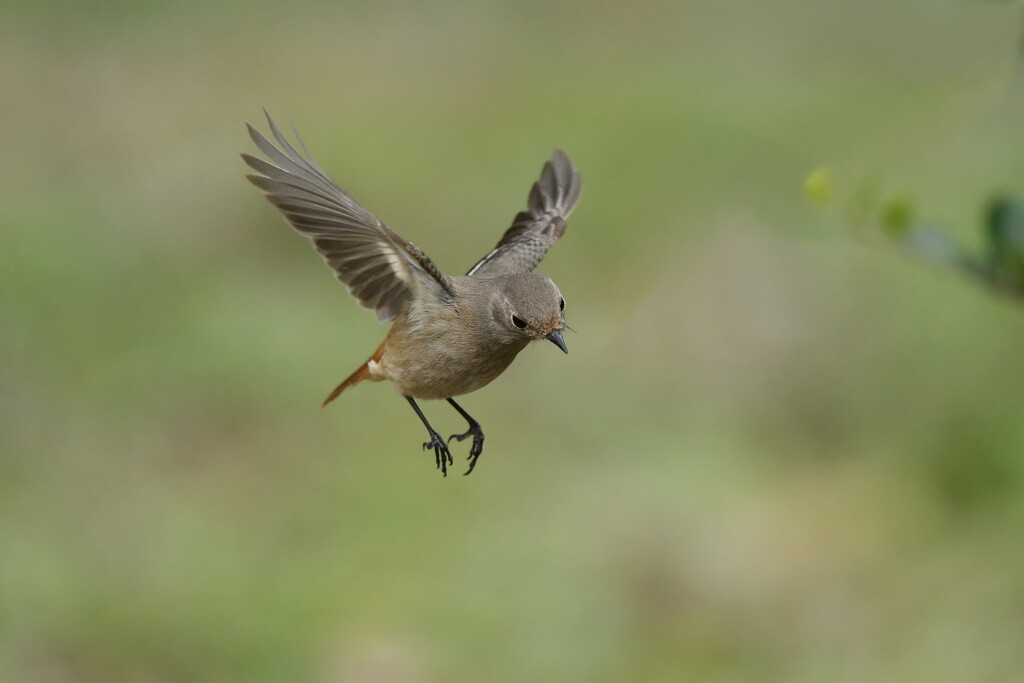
[4,0,1024,680]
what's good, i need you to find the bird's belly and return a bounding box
[383,343,522,400]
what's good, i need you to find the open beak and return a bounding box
[546,329,568,354]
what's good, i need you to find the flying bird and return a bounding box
[242,111,581,475]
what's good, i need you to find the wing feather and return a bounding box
[467,149,582,276]
[243,110,455,321]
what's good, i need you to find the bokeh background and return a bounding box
[4,0,1024,680]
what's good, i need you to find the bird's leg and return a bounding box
[405,396,452,476]
[445,398,485,476]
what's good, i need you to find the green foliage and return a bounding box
[809,170,1024,301]
[803,166,833,210]
[986,197,1024,286]
[879,197,915,237]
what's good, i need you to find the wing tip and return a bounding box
[551,149,582,212]
[240,151,258,167]
[245,121,266,148]
[529,148,581,214]
[244,172,270,190]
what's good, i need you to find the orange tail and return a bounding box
[321,340,385,408]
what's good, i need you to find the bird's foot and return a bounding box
[423,431,453,476]
[448,425,485,476]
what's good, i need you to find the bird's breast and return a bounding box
[379,318,526,399]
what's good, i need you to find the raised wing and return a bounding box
[467,149,582,277]
[242,111,455,321]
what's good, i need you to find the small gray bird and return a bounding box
[242,112,581,476]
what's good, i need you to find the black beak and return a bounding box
[546,329,568,354]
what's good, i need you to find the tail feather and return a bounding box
[322,364,369,407]
[321,340,386,408]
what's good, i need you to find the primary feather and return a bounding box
[467,149,582,277]
[242,110,454,321]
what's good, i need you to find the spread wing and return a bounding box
[242,111,455,322]
[467,149,582,277]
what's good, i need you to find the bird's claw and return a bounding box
[448,426,485,476]
[423,431,453,476]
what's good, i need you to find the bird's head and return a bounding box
[492,273,568,353]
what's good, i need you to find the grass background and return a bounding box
[3,0,1024,680]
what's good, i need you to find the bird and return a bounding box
[242,111,582,476]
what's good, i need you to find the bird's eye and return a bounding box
[559,297,565,312]
[511,314,527,329]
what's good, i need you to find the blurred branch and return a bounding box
[800,3,1024,303]
[805,166,1024,301]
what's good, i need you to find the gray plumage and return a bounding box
[381,272,566,399]
[243,110,580,476]
[467,149,582,276]
[243,113,455,322]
